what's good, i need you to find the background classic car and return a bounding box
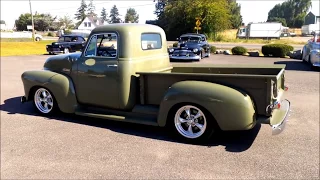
[46,34,86,54]
[301,30,320,69]
[168,33,211,61]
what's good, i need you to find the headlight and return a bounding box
[193,48,198,53]
[169,48,174,53]
[46,45,48,48]
[177,43,180,48]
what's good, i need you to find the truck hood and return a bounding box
[43,52,81,74]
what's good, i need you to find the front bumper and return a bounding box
[169,54,200,60]
[312,62,320,67]
[46,47,63,53]
[21,96,27,103]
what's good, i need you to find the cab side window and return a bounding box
[85,35,97,56]
[84,33,118,58]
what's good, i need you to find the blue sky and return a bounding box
[1,0,319,29]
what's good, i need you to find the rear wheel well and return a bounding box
[28,85,42,100]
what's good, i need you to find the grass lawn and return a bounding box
[0,40,54,57]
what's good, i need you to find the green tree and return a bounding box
[125,8,139,23]
[87,0,97,16]
[267,0,312,27]
[75,0,87,27]
[267,17,287,26]
[228,0,242,29]
[156,0,231,40]
[58,15,74,30]
[109,5,121,23]
[100,7,108,22]
[15,13,56,31]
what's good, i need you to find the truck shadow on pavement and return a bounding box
[274,60,318,71]
[1,97,261,152]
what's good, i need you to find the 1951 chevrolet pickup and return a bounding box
[21,24,291,142]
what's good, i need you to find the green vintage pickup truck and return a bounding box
[21,24,291,141]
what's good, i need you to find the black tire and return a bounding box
[32,87,59,116]
[35,37,40,41]
[167,103,218,143]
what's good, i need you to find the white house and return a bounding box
[77,15,108,30]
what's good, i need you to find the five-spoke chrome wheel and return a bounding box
[34,88,54,114]
[174,105,207,139]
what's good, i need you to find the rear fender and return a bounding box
[157,81,256,131]
[21,70,77,113]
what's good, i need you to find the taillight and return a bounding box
[284,86,288,91]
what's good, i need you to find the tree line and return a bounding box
[153,0,312,40]
[153,0,243,40]
[14,0,139,31]
[267,0,312,27]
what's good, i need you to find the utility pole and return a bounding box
[29,0,35,41]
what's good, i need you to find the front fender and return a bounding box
[21,70,77,113]
[157,81,256,131]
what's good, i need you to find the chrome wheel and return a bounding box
[174,105,207,139]
[34,88,54,114]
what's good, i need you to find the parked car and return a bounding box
[301,30,320,69]
[168,33,210,61]
[20,24,291,142]
[46,35,86,54]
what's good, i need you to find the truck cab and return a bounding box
[237,27,247,38]
[21,24,291,142]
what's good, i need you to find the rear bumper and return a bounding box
[257,99,291,135]
[270,99,290,135]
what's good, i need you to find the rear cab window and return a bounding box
[141,33,162,50]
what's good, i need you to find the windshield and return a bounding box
[179,36,201,42]
[58,37,64,42]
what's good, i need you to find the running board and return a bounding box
[75,108,159,126]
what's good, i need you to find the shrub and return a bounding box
[262,44,294,57]
[231,46,248,55]
[173,42,178,47]
[64,29,72,35]
[47,32,54,37]
[210,46,216,53]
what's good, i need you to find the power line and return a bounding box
[36,2,155,12]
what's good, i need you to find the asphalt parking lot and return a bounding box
[1,54,319,179]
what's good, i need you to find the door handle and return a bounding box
[107,64,118,68]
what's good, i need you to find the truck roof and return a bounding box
[91,23,165,35]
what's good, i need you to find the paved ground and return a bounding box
[1,54,319,179]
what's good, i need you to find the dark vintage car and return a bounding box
[46,35,86,54]
[168,33,211,61]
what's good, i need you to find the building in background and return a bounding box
[304,11,320,25]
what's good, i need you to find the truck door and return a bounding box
[75,32,120,109]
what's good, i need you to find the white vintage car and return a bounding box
[301,30,320,69]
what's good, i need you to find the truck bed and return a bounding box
[137,64,286,116]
